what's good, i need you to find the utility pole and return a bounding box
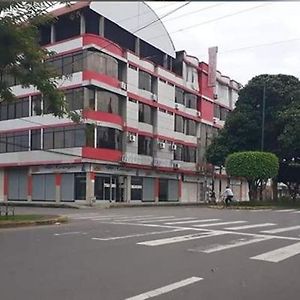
[261,84,266,151]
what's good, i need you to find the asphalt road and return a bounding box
[1,206,300,300]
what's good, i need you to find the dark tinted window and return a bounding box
[97,127,122,150]
[97,90,120,115]
[185,93,197,109]
[138,70,152,92]
[175,87,184,105]
[174,115,184,133]
[186,119,196,136]
[31,129,41,150]
[138,103,153,124]
[138,135,153,156]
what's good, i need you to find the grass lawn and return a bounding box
[0,214,54,222]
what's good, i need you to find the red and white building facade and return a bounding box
[0,1,248,203]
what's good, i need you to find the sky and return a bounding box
[146,1,300,85]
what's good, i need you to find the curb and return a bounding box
[0,215,68,228]
[0,202,80,209]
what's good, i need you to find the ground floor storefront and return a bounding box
[0,164,248,203]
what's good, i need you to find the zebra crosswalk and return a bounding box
[63,211,300,263]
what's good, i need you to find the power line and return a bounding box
[163,3,224,22]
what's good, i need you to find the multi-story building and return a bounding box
[0,1,248,204]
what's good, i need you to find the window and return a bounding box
[138,103,153,125]
[96,90,120,115]
[31,129,41,150]
[174,144,184,161]
[185,93,197,109]
[214,104,221,119]
[87,52,118,79]
[43,125,86,150]
[31,95,42,116]
[0,131,29,153]
[186,119,197,136]
[175,87,184,105]
[138,70,152,92]
[65,88,84,111]
[96,127,122,150]
[220,107,229,121]
[138,135,153,156]
[0,97,29,120]
[184,146,197,163]
[174,115,184,133]
[45,52,83,76]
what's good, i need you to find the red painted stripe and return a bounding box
[82,147,122,162]
[82,110,123,127]
[28,175,32,196]
[83,34,124,57]
[55,173,61,186]
[83,70,120,89]
[3,172,8,197]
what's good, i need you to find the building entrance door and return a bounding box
[95,175,117,201]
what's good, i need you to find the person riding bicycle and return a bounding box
[222,186,234,206]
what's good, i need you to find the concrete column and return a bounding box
[178,176,182,202]
[80,12,86,35]
[163,54,168,68]
[55,173,61,203]
[0,169,4,202]
[50,24,55,43]
[3,169,8,202]
[135,37,140,56]
[27,170,32,202]
[154,178,159,202]
[99,15,105,36]
[86,172,95,205]
[124,176,131,203]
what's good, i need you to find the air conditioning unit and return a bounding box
[158,141,166,149]
[173,162,180,169]
[120,81,127,90]
[175,104,179,110]
[213,93,218,99]
[152,94,158,101]
[213,117,218,124]
[171,143,177,151]
[128,134,136,142]
[197,111,201,118]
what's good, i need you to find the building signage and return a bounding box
[208,46,218,87]
[31,164,89,174]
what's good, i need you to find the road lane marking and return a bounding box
[191,236,272,253]
[92,215,156,221]
[261,225,300,234]
[275,209,296,212]
[73,214,125,220]
[100,216,174,222]
[54,232,86,236]
[141,217,196,223]
[251,242,300,262]
[124,276,203,300]
[193,221,247,227]
[225,223,276,230]
[165,218,220,225]
[292,211,300,214]
[137,231,226,246]
[92,229,186,241]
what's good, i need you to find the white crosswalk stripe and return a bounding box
[274,209,297,212]
[140,217,195,223]
[138,231,226,246]
[261,225,300,234]
[108,216,176,222]
[251,242,300,262]
[165,218,220,225]
[193,221,247,228]
[190,236,272,253]
[92,215,156,221]
[225,223,276,230]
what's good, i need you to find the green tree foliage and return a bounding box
[226,151,279,201]
[0,1,78,120]
[206,74,300,193]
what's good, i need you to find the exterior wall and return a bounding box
[0,169,4,201]
[182,182,198,203]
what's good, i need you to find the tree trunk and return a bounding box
[272,178,278,202]
[248,180,257,201]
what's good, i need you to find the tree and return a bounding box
[206,74,300,199]
[225,151,279,201]
[0,1,76,120]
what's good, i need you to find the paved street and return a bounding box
[1,206,300,300]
